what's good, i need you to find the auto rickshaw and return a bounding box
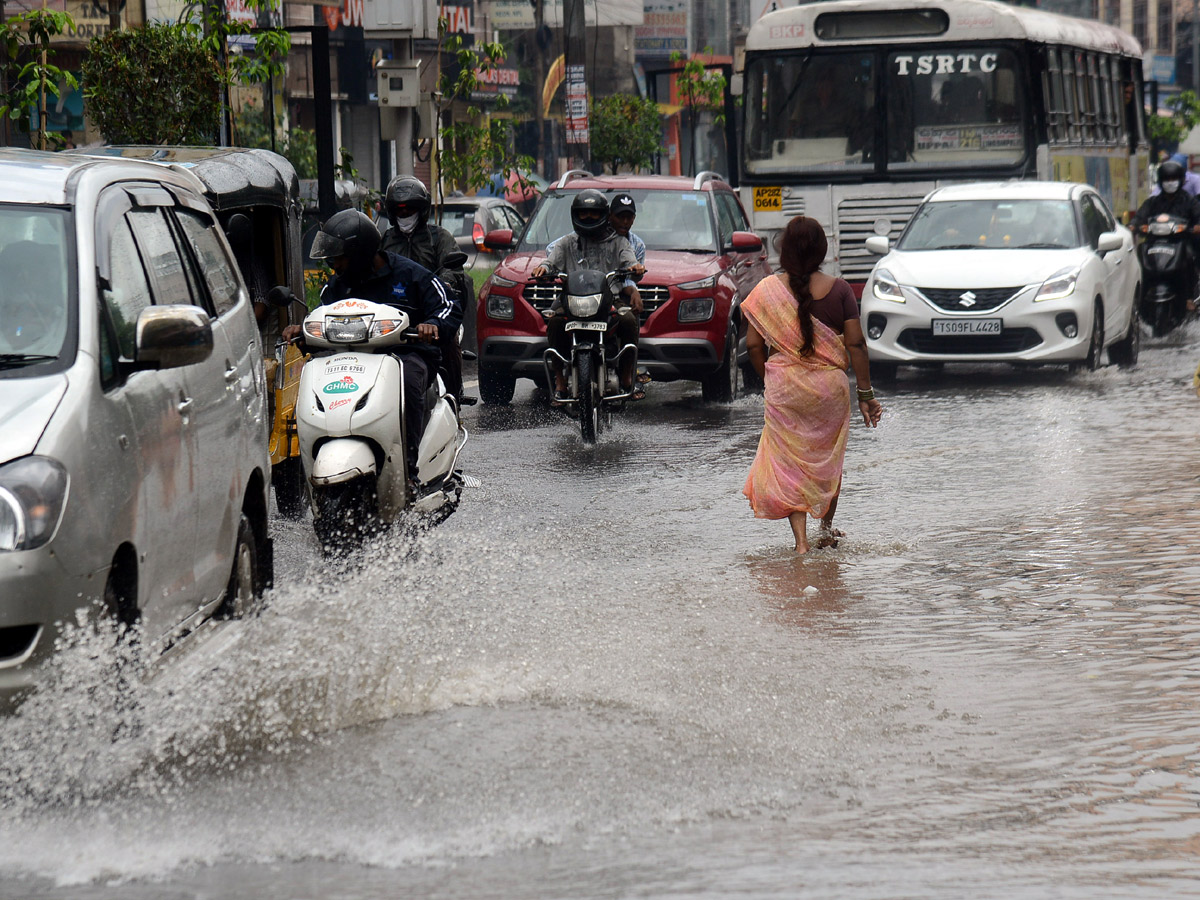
[77,145,311,517]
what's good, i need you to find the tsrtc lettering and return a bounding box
[894,53,998,76]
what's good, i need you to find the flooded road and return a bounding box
[2,327,1200,899]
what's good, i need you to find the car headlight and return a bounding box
[567,293,602,316]
[678,298,715,322]
[1035,266,1080,301]
[486,294,515,320]
[0,456,69,552]
[489,273,517,287]
[871,268,905,303]
[678,276,716,290]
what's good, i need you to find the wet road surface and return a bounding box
[2,326,1200,898]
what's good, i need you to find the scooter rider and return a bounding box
[1134,158,1200,307]
[531,189,645,402]
[283,209,458,487]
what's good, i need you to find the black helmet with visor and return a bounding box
[570,189,611,239]
[384,175,432,227]
[310,209,381,285]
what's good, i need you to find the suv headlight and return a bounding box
[486,294,515,319]
[489,273,517,287]
[871,269,905,303]
[1035,266,1080,301]
[678,298,715,322]
[0,457,69,552]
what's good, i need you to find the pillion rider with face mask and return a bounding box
[380,176,470,403]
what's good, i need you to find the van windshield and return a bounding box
[0,207,73,364]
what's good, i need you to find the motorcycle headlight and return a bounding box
[1035,266,1080,302]
[567,293,603,316]
[871,268,905,303]
[0,457,69,552]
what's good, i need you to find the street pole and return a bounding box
[534,0,545,176]
[392,36,414,177]
[1194,0,1198,95]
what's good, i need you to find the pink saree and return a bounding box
[742,276,850,520]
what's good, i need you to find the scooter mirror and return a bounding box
[267,285,297,308]
[444,250,469,269]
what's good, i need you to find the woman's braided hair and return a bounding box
[778,215,828,357]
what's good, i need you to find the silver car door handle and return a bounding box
[225,365,238,384]
[177,397,194,416]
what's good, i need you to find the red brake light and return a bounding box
[473,222,485,250]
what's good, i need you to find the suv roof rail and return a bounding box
[556,169,592,189]
[692,171,726,190]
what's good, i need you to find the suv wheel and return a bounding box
[701,320,740,403]
[479,365,516,405]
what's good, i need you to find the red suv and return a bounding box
[475,172,772,404]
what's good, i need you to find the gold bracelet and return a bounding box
[856,388,875,401]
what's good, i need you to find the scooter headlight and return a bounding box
[567,293,603,317]
[1035,266,1080,302]
[1148,220,1176,236]
[0,456,69,552]
[326,316,369,343]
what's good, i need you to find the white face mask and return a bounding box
[1163,180,1181,194]
[396,214,420,233]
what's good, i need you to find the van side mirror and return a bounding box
[134,305,214,370]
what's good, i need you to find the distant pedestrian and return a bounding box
[743,216,882,554]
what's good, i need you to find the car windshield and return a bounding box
[0,206,73,363]
[439,206,476,238]
[519,190,716,253]
[897,198,1080,251]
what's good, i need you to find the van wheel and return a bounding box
[217,514,262,619]
[103,553,139,629]
[479,365,515,405]
[272,457,305,520]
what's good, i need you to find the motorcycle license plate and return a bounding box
[931,318,1002,336]
[565,320,608,332]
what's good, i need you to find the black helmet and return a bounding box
[310,209,381,283]
[1158,159,1186,187]
[384,175,432,227]
[571,189,611,239]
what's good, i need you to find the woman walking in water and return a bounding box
[743,216,883,554]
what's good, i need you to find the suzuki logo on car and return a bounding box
[323,375,359,394]
[959,291,977,307]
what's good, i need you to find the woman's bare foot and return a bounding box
[813,533,838,549]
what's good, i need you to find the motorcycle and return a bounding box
[285,293,469,550]
[1137,213,1196,337]
[539,266,639,444]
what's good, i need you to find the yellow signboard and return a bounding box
[753,186,782,212]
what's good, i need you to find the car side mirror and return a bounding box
[134,305,214,370]
[483,228,515,251]
[727,230,763,252]
[268,284,298,308]
[865,235,890,255]
[1096,231,1123,254]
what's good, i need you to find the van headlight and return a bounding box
[1035,266,1080,301]
[0,457,69,552]
[871,269,905,303]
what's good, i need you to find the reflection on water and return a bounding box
[2,331,1200,897]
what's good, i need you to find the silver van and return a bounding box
[0,148,272,705]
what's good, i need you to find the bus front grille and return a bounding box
[836,194,926,283]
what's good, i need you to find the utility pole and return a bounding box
[1193,0,1199,95]
[563,0,588,166]
[534,0,546,176]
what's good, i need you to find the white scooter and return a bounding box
[294,296,468,549]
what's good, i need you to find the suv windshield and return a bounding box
[520,190,717,253]
[0,206,73,365]
[898,198,1080,250]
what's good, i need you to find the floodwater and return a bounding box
[2,328,1200,899]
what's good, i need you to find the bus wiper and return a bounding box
[0,353,57,369]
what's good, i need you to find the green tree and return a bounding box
[0,9,78,150]
[1148,90,1200,151]
[589,94,661,174]
[82,1,288,145]
[669,48,727,176]
[431,17,535,209]
[233,99,317,177]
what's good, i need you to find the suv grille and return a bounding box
[837,194,926,282]
[918,287,1021,312]
[523,282,671,327]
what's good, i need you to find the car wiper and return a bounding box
[928,243,984,250]
[1012,242,1069,249]
[662,247,712,253]
[0,353,57,369]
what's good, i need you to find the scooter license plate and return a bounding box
[931,318,1002,336]
[565,320,608,332]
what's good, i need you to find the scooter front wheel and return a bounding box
[312,478,378,553]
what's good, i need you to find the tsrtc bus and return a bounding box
[739,0,1149,293]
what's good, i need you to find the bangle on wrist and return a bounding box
[856,387,875,401]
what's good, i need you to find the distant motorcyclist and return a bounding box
[1134,159,1200,229]
[283,209,458,486]
[380,175,470,402]
[1150,153,1200,197]
[531,189,645,402]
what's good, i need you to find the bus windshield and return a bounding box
[743,47,1026,176]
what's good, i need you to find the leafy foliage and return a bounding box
[1148,90,1200,149]
[589,94,661,174]
[0,10,78,150]
[670,48,728,176]
[233,99,318,178]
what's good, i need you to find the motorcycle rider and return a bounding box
[1134,158,1200,309]
[380,175,470,403]
[283,209,458,488]
[531,189,646,402]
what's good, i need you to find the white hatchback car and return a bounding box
[861,181,1141,376]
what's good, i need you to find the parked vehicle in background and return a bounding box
[75,145,311,518]
[0,148,273,709]
[861,181,1141,376]
[438,195,527,271]
[476,171,772,404]
[739,0,1149,292]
